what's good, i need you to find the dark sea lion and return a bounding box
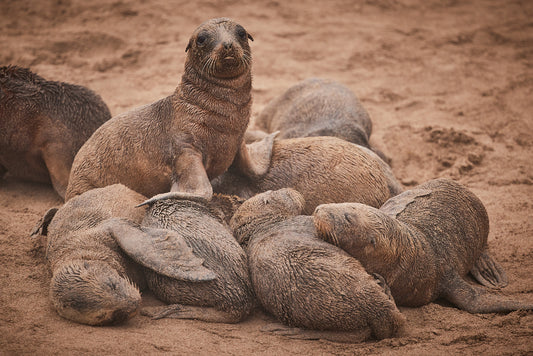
[313,178,533,313]
[230,188,405,342]
[249,77,388,160]
[34,184,252,325]
[107,196,255,324]
[65,18,271,202]
[212,136,403,214]
[0,65,111,199]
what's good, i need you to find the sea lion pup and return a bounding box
[108,196,255,324]
[230,188,405,342]
[249,77,388,161]
[212,136,403,215]
[0,65,111,199]
[33,184,250,325]
[313,178,533,313]
[65,18,271,202]
[34,184,148,326]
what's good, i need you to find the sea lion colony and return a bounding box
[16,17,530,339]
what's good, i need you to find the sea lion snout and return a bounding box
[186,18,252,78]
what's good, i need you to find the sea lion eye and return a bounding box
[196,34,208,46]
[237,27,247,40]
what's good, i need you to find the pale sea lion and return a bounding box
[249,77,388,161]
[65,18,272,202]
[313,178,533,313]
[0,65,111,199]
[230,188,405,342]
[36,184,148,325]
[212,136,403,214]
[34,184,252,325]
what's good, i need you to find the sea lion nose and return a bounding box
[223,41,233,50]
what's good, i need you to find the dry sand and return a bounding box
[1,0,532,354]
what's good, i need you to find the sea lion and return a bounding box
[249,77,388,161]
[65,18,272,202]
[230,188,405,342]
[113,196,255,324]
[34,184,253,325]
[35,184,148,326]
[212,136,403,215]
[313,178,533,313]
[0,65,111,199]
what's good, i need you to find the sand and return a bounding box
[1,0,532,354]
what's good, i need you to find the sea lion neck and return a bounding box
[171,61,252,134]
[180,59,252,105]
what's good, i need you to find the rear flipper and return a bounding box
[444,273,533,313]
[470,249,508,289]
[260,323,372,343]
[141,304,245,324]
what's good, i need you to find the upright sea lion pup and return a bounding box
[0,65,111,199]
[66,18,273,202]
[248,77,388,161]
[230,188,405,342]
[314,178,533,313]
[213,136,403,214]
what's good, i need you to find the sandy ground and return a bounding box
[1,0,532,354]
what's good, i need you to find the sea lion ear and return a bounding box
[247,33,254,41]
[185,40,192,52]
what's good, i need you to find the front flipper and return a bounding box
[380,189,432,218]
[103,218,216,282]
[260,323,372,343]
[141,304,244,324]
[137,192,208,208]
[234,131,279,177]
[136,147,213,206]
[470,249,508,289]
[30,207,59,236]
[443,272,533,313]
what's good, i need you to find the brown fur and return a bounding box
[314,178,533,313]
[213,136,403,214]
[230,188,405,341]
[249,77,388,161]
[39,184,148,326]
[65,18,261,202]
[120,197,254,323]
[0,65,111,199]
[34,184,251,325]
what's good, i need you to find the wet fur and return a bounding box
[42,184,148,325]
[250,77,388,161]
[230,188,405,341]
[314,178,533,313]
[213,137,403,214]
[137,198,254,323]
[65,18,255,201]
[0,65,111,199]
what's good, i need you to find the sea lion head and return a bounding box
[50,260,141,326]
[313,202,389,259]
[186,17,253,79]
[230,188,305,245]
